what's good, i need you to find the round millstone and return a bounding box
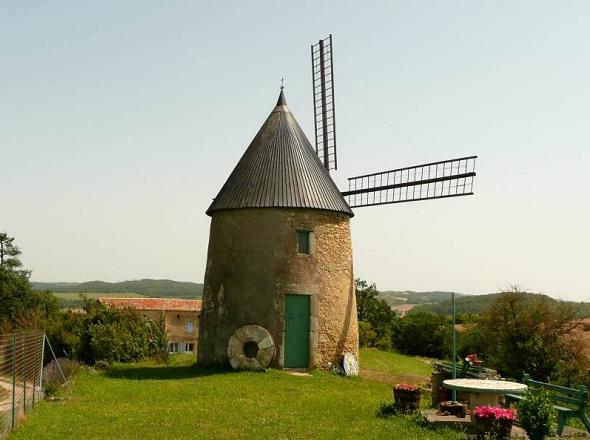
[227,325,275,370]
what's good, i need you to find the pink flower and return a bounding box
[473,406,516,421]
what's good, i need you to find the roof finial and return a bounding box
[276,79,287,107]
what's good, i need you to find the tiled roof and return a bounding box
[98,297,202,312]
[206,90,353,217]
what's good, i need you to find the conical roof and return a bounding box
[206,90,353,217]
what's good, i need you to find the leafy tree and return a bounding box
[0,232,58,328]
[358,321,377,347]
[355,279,395,350]
[0,265,32,320]
[392,312,450,358]
[456,319,488,360]
[0,232,23,270]
[482,287,588,384]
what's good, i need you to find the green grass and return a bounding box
[10,353,463,440]
[360,348,433,378]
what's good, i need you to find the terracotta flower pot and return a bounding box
[393,388,422,411]
[472,416,513,439]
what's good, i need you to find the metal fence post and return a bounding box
[39,334,46,401]
[11,334,16,429]
[32,332,38,407]
[23,333,28,412]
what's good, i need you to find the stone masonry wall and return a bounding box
[197,207,358,369]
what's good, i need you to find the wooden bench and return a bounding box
[504,373,590,436]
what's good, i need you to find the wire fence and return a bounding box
[0,331,44,438]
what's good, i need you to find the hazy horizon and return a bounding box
[3,2,589,302]
[28,277,587,302]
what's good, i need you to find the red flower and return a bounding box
[394,383,417,392]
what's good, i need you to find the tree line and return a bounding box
[355,278,590,389]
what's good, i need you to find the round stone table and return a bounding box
[443,379,527,408]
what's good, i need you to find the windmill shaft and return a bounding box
[341,171,476,197]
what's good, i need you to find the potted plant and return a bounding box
[393,383,422,410]
[516,390,554,440]
[472,406,516,439]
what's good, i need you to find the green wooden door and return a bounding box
[284,295,310,368]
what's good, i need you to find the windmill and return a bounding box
[310,34,477,208]
[197,35,477,372]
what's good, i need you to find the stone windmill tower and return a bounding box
[197,88,358,370]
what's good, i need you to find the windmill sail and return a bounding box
[342,156,477,208]
[311,35,337,172]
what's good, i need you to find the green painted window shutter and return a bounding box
[296,230,310,254]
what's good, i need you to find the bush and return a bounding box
[46,301,168,365]
[516,390,554,440]
[85,307,167,364]
[45,310,86,360]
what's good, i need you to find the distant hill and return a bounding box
[411,292,590,318]
[378,290,465,306]
[33,279,203,308]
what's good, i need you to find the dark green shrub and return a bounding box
[516,390,554,440]
[86,307,167,363]
[47,301,167,365]
[45,310,86,360]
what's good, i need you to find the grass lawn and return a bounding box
[360,348,433,383]
[9,351,464,440]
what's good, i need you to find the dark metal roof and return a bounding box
[206,90,353,217]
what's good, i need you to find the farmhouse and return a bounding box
[98,297,202,354]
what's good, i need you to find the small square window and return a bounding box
[296,230,310,254]
[185,343,195,353]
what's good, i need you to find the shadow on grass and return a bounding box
[105,363,236,380]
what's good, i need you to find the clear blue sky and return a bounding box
[2,1,589,301]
